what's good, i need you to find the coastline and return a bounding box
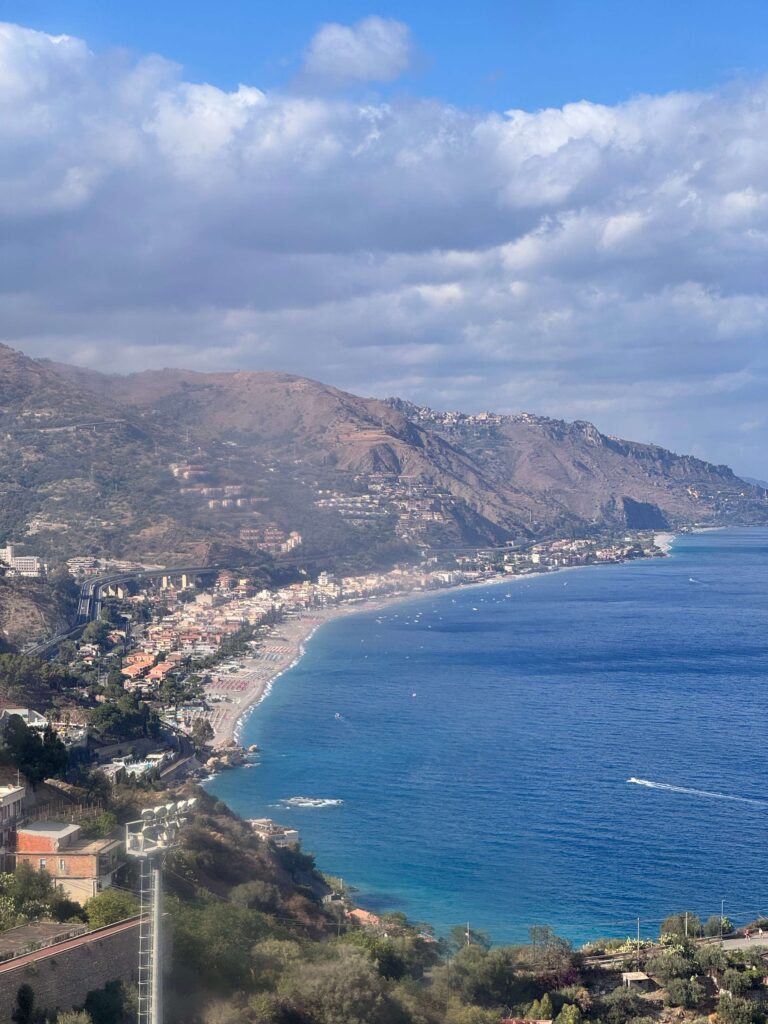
[207,589,474,749]
[200,528,768,942]
[206,542,677,750]
[652,531,677,555]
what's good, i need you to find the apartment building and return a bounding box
[15,822,123,904]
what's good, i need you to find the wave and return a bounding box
[281,797,344,808]
[627,777,768,807]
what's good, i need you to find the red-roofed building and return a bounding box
[16,822,123,904]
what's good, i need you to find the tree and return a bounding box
[85,889,139,928]
[88,692,155,740]
[281,947,386,1024]
[103,668,125,698]
[704,914,733,937]
[230,880,280,913]
[49,891,84,923]
[82,620,111,651]
[646,950,696,982]
[436,944,519,1009]
[172,900,269,992]
[49,564,79,602]
[555,1004,581,1024]
[6,860,57,913]
[722,969,753,996]
[600,987,643,1024]
[539,993,554,1019]
[341,930,409,980]
[0,653,79,703]
[79,810,118,840]
[527,925,574,979]
[249,937,303,990]
[444,1002,500,1024]
[83,980,129,1024]
[665,977,705,1008]
[56,640,79,664]
[718,994,756,1024]
[694,944,726,973]
[660,911,702,939]
[0,716,68,787]
[191,718,214,751]
[11,984,36,1024]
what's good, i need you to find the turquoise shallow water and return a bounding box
[207,529,768,944]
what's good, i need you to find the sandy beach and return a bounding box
[653,531,677,554]
[205,538,677,748]
[205,610,331,747]
[206,595,420,746]
[205,579,515,747]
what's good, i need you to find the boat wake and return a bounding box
[627,777,768,807]
[280,797,344,809]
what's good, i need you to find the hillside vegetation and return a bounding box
[0,343,764,570]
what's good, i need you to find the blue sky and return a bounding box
[1,5,767,475]
[7,0,768,109]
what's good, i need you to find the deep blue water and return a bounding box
[207,529,768,944]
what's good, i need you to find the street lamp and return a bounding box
[125,798,195,1024]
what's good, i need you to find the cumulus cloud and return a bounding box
[0,20,767,473]
[302,16,412,83]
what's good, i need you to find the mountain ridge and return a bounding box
[0,344,764,568]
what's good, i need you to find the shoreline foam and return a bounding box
[652,531,677,555]
[208,551,666,751]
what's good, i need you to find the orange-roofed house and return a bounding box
[147,660,176,682]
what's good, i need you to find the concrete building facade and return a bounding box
[0,785,25,870]
[15,823,123,904]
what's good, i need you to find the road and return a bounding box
[722,934,768,951]
[25,563,225,659]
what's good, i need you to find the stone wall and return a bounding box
[0,921,140,1022]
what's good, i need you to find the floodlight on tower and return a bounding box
[125,798,195,1024]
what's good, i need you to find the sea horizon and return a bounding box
[207,527,768,945]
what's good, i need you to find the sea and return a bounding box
[207,528,768,945]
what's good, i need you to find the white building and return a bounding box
[0,545,45,577]
[0,784,25,869]
[248,818,300,847]
[0,708,48,731]
[0,709,88,748]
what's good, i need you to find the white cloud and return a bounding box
[302,16,412,84]
[0,21,767,474]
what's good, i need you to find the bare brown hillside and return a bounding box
[0,346,757,568]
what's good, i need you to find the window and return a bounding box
[59,858,66,873]
[39,858,46,870]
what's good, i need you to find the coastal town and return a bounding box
[0,526,704,1023]
[1,531,668,768]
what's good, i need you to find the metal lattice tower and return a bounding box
[136,857,155,1024]
[126,799,195,1024]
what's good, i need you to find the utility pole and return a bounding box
[721,898,725,944]
[685,911,688,939]
[636,917,641,970]
[125,799,195,1024]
